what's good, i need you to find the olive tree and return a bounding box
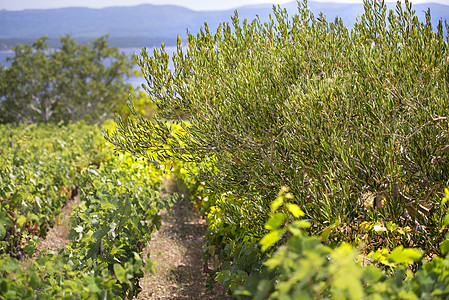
[106,0,449,254]
[0,35,133,124]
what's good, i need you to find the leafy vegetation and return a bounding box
[106,0,449,297]
[0,123,176,298]
[59,149,174,298]
[0,35,134,124]
[236,188,449,299]
[0,123,104,258]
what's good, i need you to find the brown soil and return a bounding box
[19,194,80,269]
[35,194,80,255]
[136,196,231,300]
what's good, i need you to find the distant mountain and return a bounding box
[0,1,447,50]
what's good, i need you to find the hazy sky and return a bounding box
[2,0,448,11]
[0,0,290,11]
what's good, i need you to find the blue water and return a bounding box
[0,46,177,89]
[0,51,13,67]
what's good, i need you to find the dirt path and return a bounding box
[34,194,80,255]
[18,193,79,270]
[137,197,231,300]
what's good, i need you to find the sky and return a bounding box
[1,0,448,11]
[0,0,290,11]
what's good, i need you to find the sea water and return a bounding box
[0,46,177,89]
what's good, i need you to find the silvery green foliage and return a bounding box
[108,0,449,252]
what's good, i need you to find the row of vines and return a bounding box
[0,123,179,299]
[0,122,104,259]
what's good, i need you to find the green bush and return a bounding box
[108,0,449,251]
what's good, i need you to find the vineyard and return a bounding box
[2,0,449,299]
[0,123,181,298]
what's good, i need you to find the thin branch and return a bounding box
[259,145,282,179]
[404,116,447,141]
[437,144,449,155]
[180,120,203,147]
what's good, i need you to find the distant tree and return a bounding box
[0,35,133,124]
